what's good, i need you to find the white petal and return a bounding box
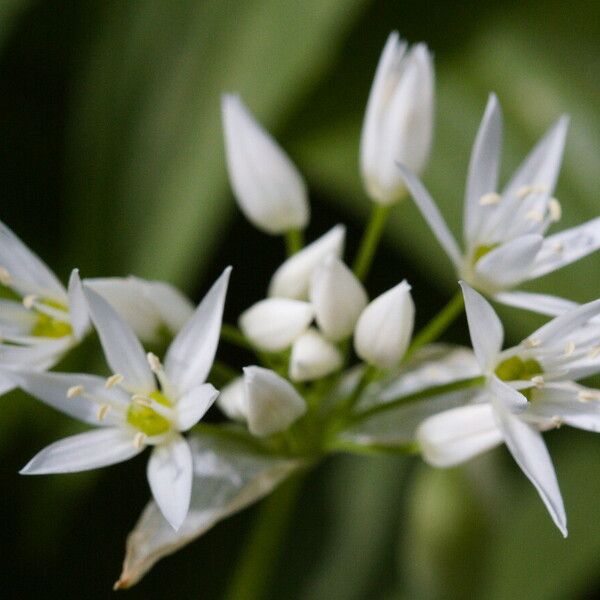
[502,116,569,199]
[67,269,89,340]
[216,377,247,421]
[239,298,313,352]
[0,220,66,301]
[310,255,368,342]
[417,403,503,467]
[493,392,567,536]
[0,337,71,368]
[397,164,462,267]
[354,281,414,369]
[9,370,128,426]
[222,95,309,234]
[20,428,142,474]
[529,217,600,279]
[86,277,194,343]
[147,436,193,530]
[0,299,37,335]
[244,366,306,436]
[83,286,155,394]
[460,282,503,371]
[289,328,343,382]
[164,267,231,396]
[464,94,502,245]
[268,225,345,299]
[175,383,218,431]
[474,234,543,290]
[493,291,577,317]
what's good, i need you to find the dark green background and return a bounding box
[1,1,599,598]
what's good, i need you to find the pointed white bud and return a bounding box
[222,94,309,234]
[289,328,343,382]
[354,280,414,369]
[243,366,306,437]
[268,225,345,299]
[239,298,313,352]
[309,255,368,341]
[360,33,434,205]
[216,377,247,422]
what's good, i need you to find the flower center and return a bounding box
[127,390,172,436]
[495,356,542,381]
[471,243,499,267]
[30,299,73,338]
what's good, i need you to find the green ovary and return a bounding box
[495,356,542,381]
[471,244,499,266]
[30,300,72,338]
[127,390,172,436]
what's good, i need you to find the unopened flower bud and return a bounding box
[243,366,306,437]
[222,94,309,234]
[310,255,368,341]
[289,328,343,382]
[354,280,415,368]
[360,32,434,205]
[216,377,247,422]
[239,298,313,352]
[268,225,345,299]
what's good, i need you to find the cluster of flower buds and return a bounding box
[2,30,600,590]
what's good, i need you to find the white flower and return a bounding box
[239,298,314,352]
[0,221,89,394]
[216,376,246,422]
[360,32,434,205]
[399,94,600,314]
[243,366,306,436]
[268,225,345,299]
[354,281,414,369]
[289,328,343,382]
[417,282,600,536]
[14,268,231,530]
[222,94,309,234]
[310,255,368,342]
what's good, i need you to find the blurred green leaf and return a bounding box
[0,0,30,49]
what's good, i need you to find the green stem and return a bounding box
[223,471,307,600]
[221,323,253,351]
[352,204,391,281]
[285,229,303,256]
[403,290,465,362]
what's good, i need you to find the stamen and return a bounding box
[516,185,533,199]
[146,352,162,373]
[553,242,564,253]
[22,294,37,310]
[67,385,85,399]
[133,432,147,449]
[551,416,563,428]
[105,373,124,389]
[564,340,575,357]
[0,266,12,285]
[479,192,501,206]
[549,198,562,222]
[531,375,545,387]
[132,394,152,406]
[97,404,110,421]
[526,210,544,223]
[588,346,600,359]
[523,337,541,348]
[578,390,600,403]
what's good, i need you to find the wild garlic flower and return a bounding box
[13,268,230,530]
[222,94,309,235]
[360,32,434,205]
[399,95,600,314]
[417,282,600,536]
[0,221,89,394]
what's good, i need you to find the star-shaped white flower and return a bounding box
[399,94,600,315]
[417,282,600,536]
[13,267,231,530]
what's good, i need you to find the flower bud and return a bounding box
[268,225,345,299]
[354,280,415,368]
[216,377,247,422]
[239,298,313,352]
[222,94,309,234]
[289,328,343,382]
[309,255,368,341]
[360,32,434,205]
[243,366,306,437]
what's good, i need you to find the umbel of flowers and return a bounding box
[1,30,600,592]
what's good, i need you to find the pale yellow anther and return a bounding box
[588,346,600,359]
[525,210,544,223]
[105,373,124,389]
[531,375,545,387]
[146,352,162,373]
[132,394,151,406]
[553,242,564,254]
[516,185,533,199]
[67,385,85,399]
[22,294,37,310]
[549,198,562,222]
[578,390,600,403]
[479,192,501,206]
[133,432,147,449]
[551,416,563,428]
[524,337,541,348]
[97,404,110,421]
[0,266,12,285]
[564,340,575,357]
